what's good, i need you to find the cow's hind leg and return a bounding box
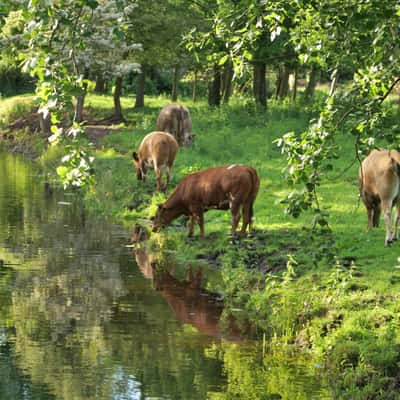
[154,164,162,192]
[165,165,172,190]
[382,199,393,246]
[240,202,252,235]
[373,203,381,228]
[366,206,374,230]
[230,201,242,234]
[393,199,400,241]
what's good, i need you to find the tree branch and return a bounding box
[378,76,400,104]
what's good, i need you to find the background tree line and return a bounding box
[1,0,329,117]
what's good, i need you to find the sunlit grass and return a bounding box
[0,94,35,126]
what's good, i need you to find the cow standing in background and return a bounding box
[359,149,400,246]
[156,103,194,147]
[152,164,260,237]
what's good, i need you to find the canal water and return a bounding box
[0,152,333,399]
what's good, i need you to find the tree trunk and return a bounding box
[208,65,221,107]
[329,68,339,97]
[304,66,319,101]
[134,67,145,109]
[171,64,179,102]
[275,70,281,100]
[74,69,89,123]
[253,62,267,110]
[290,71,297,103]
[278,65,290,100]
[95,76,106,93]
[222,61,234,104]
[113,76,124,122]
[192,70,198,102]
[39,112,51,135]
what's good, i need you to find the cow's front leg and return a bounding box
[197,212,205,238]
[188,214,195,237]
[155,166,162,192]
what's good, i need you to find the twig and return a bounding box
[378,76,400,104]
[327,158,357,181]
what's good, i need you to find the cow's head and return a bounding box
[184,132,195,147]
[151,204,175,232]
[132,151,146,181]
[152,204,166,232]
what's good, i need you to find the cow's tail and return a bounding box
[389,151,400,178]
[177,106,183,146]
[248,167,260,225]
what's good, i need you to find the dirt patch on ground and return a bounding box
[86,125,112,142]
[3,109,124,145]
[5,112,41,134]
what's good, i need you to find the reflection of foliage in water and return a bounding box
[205,343,332,400]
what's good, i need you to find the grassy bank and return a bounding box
[3,92,400,398]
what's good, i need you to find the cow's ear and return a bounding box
[132,151,139,161]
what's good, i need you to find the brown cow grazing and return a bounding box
[359,149,400,246]
[132,131,178,192]
[152,164,260,237]
[156,103,194,147]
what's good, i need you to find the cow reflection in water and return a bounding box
[131,225,250,341]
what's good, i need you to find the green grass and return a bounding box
[3,91,400,397]
[0,94,35,126]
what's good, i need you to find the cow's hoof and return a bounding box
[385,240,393,247]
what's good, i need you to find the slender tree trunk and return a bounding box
[253,62,267,110]
[208,65,221,107]
[39,112,51,135]
[222,61,234,104]
[113,76,124,122]
[275,70,282,100]
[329,68,339,97]
[134,67,145,109]
[74,69,89,123]
[192,70,198,102]
[278,65,290,100]
[95,76,106,93]
[304,66,319,101]
[290,71,298,102]
[171,64,179,102]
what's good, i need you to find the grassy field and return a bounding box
[3,91,400,398]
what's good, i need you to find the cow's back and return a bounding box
[139,131,178,165]
[174,165,257,207]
